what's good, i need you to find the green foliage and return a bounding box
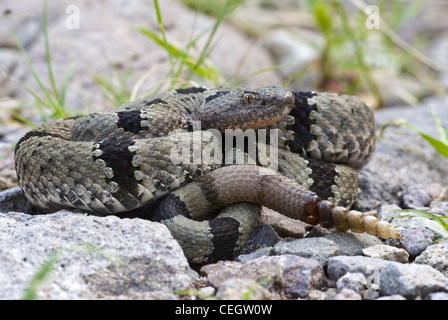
[138,26,223,85]
[12,1,77,124]
[22,252,60,300]
[382,104,448,241]
[21,242,122,300]
[182,0,245,18]
[394,209,448,242]
[298,0,439,106]
[92,61,133,106]
[138,0,249,90]
[174,287,217,300]
[380,105,448,158]
[397,209,448,231]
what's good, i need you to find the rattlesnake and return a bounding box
[15,85,400,263]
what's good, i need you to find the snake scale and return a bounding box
[15,85,400,264]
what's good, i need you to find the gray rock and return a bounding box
[333,288,362,300]
[386,227,434,259]
[305,289,330,300]
[235,247,272,264]
[0,187,38,214]
[272,238,339,266]
[375,295,406,300]
[324,232,383,256]
[401,184,432,209]
[357,99,448,211]
[0,211,193,299]
[378,204,404,221]
[261,29,323,78]
[201,255,325,299]
[391,216,448,240]
[380,262,448,299]
[1,0,281,112]
[201,260,281,292]
[260,207,307,238]
[430,200,448,216]
[327,256,390,282]
[215,278,277,300]
[362,244,409,263]
[414,241,448,277]
[336,272,367,293]
[425,292,448,300]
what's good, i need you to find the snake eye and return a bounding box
[243,92,256,104]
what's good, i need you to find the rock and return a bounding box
[324,232,383,256]
[425,292,448,300]
[306,289,330,300]
[386,227,434,259]
[391,216,448,240]
[260,207,307,238]
[1,0,281,112]
[336,272,367,293]
[198,286,215,298]
[423,183,444,200]
[327,256,390,282]
[215,278,277,300]
[430,200,448,216]
[0,187,38,214]
[380,262,448,299]
[375,295,406,300]
[401,184,432,209]
[272,238,339,267]
[305,225,333,238]
[378,204,404,221]
[235,247,272,264]
[357,99,448,211]
[333,288,362,300]
[201,260,281,291]
[414,241,448,277]
[0,211,194,299]
[201,255,325,299]
[261,28,323,79]
[362,244,409,263]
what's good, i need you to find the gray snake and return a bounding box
[14,85,400,263]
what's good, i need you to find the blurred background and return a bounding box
[1,0,448,187]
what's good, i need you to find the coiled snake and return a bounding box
[15,85,400,263]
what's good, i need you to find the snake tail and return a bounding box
[152,165,400,263]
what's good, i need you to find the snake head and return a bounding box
[198,85,295,132]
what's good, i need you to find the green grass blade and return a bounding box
[226,64,292,87]
[60,59,77,108]
[12,75,54,111]
[184,0,232,81]
[153,0,173,69]
[382,120,448,158]
[138,26,221,82]
[43,0,62,109]
[22,252,59,300]
[8,109,37,127]
[403,122,448,157]
[12,32,57,109]
[430,105,448,144]
[395,209,448,230]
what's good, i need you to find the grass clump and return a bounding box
[136,0,242,91]
[10,1,77,126]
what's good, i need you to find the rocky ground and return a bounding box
[1,0,448,300]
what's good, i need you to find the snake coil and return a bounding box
[15,85,400,263]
